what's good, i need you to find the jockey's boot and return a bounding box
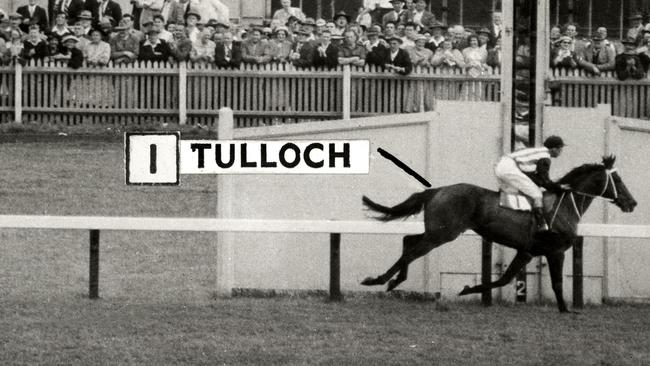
[533,207,550,232]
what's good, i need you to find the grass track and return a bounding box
[1,139,649,365]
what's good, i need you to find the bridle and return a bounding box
[550,168,618,226]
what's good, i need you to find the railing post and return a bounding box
[89,230,100,299]
[178,61,187,125]
[14,62,22,123]
[342,65,351,120]
[329,233,343,301]
[573,236,584,309]
[216,107,234,298]
[481,239,492,306]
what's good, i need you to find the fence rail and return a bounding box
[548,68,650,119]
[1,60,502,127]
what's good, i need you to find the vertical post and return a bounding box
[619,1,624,40]
[216,108,235,298]
[442,0,448,25]
[573,236,584,308]
[500,0,514,154]
[587,0,593,37]
[178,61,187,125]
[534,0,549,154]
[329,233,343,301]
[89,230,100,299]
[481,239,492,306]
[14,62,22,123]
[342,65,351,119]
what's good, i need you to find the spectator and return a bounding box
[549,25,561,43]
[273,0,305,26]
[160,0,173,23]
[356,7,372,29]
[300,18,317,42]
[77,10,93,38]
[486,36,502,68]
[214,30,241,67]
[551,35,578,69]
[152,14,171,41]
[17,0,48,33]
[168,0,191,26]
[338,29,366,67]
[286,15,301,35]
[332,11,350,37]
[325,21,336,36]
[564,23,587,55]
[425,22,445,52]
[615,37,650,80]
[50,12,73,44]
[383,20,397,39]
[577,34,616,75]
[8,13,23,31]
[487,11,502,48]
[269,26,292,62]
[21,24,48,61]
[241,27,271,64]
[596,26,622,55]
[212,21,229,37]
[400,21,417,48]
[382,0,405,29]
[449,25,467,50]
[6,28,24,62]
[53,0,84,26]
[364,25,388,67]
[315,18,326,34]
[314,29,338,68]
[189,28,214,63]
[110,19,139,63]
[71,22,90,52]
[477,27,490,50]
[410,0,435,31]
[198,0,229,25]
[95,0,122,27]
[462,34,487,72]
[97,17,114,40]
[85,28,110,65]
[121,14,143,42]
[134,0,163,30]
[168,23,192,61]
[430,39,464,69]
[627,13,644,46]
[407,33,431,66]
[383,36,411,74]
[184,10,200,43]
[290,27,316,68]
[0,18,14,41]
[52,34,84,68]
[139,28,172,62]
[363,0,392,25]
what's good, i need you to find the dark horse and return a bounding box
[361,156,637,312]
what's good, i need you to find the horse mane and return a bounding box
[557,155,616,185]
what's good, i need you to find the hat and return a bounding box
[388,36,403,43]
[429,21,446,30]
[215,21,230,28]
[301,17,316,26]
[146,28,160,35]
[122,13,133,19]
[389,0,404,3]
[622,37,638,45]
[89,27,107,37]
[591,34,605,41]
[477,27,491,35]
[295,26,311,35]
[543,136,565,149]
[78,10,93,20]
[262,27,272,34]
[366,25,382,36]
[316,18,326,27]
[206,18,219,27]
[414,34,427,42]
[629,13,643,20]
[287,15,300,23]
[8,13,23,20]
[141,20,153,27]
[185,10,201,20]
[61,34,79,43]
[274,26,289,35]
[331,35,344,41]
[558,35,572,43]
[333,11,350,23]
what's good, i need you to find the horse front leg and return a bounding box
[459,251,533,296]
[546,251,573,313]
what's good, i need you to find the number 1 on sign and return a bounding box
[150,144,157,174]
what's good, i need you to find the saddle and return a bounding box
[498,185,532,212]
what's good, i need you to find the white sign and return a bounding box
[125,132,180,185]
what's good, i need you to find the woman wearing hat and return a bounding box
[332,11,350,36]
[551,35,578,69]
[51,34,84,68]
[269,26,292,62]
[615,36,650,80]
[85,27,110,66]
[430,38,464,69]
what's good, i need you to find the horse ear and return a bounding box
[602,155,616,169]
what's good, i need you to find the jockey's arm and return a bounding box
[530,158,564,193]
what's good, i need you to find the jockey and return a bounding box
[494,136,567,232]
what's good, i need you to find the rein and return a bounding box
[549,168,618,228]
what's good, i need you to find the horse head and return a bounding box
[560,155,637,213]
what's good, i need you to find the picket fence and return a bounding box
[549,68,650,120]
[0,60,501,127]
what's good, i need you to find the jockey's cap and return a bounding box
[544,135,565,149]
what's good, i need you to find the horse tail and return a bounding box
[362,189,439,222]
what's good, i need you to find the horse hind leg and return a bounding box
[361,234,424,287]
[459,250,533,296]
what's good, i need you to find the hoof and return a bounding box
[386,279,398,292]
[361,277,376,286]
[458,285,471,296]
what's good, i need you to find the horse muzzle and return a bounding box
[614,197,637,213]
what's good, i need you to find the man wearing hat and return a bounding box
[495,136,568,233]
[138,27,173,62]
[300,17,317,41]
[53,34,84,68]
[273,0,305,26]
[409,0,435,31]
[425,21,445,52]
[381,35,411,74]
[627,13,645,46]
[76,10,93,38]
[332,11,350,36]
[382,0,406,29]
[476,27,490,50]
[290,26,316,68]
[241,26,272,64]
[576,34,616,75]
[184,9,200,43]
[364,24,388,67]
[17,0,48,33]
[110,18,139,63]
[615,37,650,80]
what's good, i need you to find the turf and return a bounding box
[1,138,649,365]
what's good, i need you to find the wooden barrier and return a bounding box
[548,68,650,119]
[0,215,646,305]
[3,60,501,127]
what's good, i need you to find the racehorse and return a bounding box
[361,156,637,312]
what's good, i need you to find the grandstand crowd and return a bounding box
[0,0,648,80]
